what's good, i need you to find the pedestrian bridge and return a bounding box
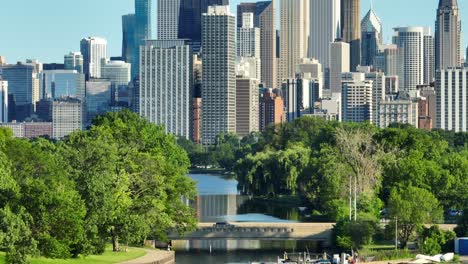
[168,222,335,244]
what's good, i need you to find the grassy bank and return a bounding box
[0,246,146,264]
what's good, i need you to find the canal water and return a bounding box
[174,173,324,264]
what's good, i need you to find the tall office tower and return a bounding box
[86,79,112,123]
[201,6,236,144]
[341,0,361,71]
[237,13,261,81]
[393,27,425,94]
[0,62,40,121]
[237,1,277,88]
[259,88,284,131]
[80,37,107,80]
[0,79,7,123]
[236,78,259,137]
[52,97,83,139]
[374,44,403,77]
[378,95,419,129]
[140,40,193,139]
[40,70,86,99]
[296,58,324,94]
[64,52,84,73]
[330,41,350,93]
[357,66,386,124]
[435,0,461,70]
[101,60,131,87]
[122,14,136,75]
[178,0,229,51]
[157,0,180,40]
[280,0,309,82]
[135,0,152,43]
[282,78,312,121]
[436,68,468,132]
[361,7,383,66]
[308,0,340,70]
[423,31,435,84]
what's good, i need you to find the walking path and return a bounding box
[119,249,174,264]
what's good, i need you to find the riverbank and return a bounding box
[189,168,230,175]
[119,249,174,264]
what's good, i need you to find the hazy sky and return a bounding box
[0,0,466,63]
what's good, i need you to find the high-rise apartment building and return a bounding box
[140,40,193,139]
[201,6,236,144]
[361,8,383,67]
[157,0,180,40]
[52,97,83,139]
[0,79,7,123]
[80,37,107,80]
[64,52,84,74]
[237,13,261,81]
[435,0,462,70]
[236,78,259,137]
[356,66,386,124]
[378,95,419,129]
[436,67,468,132]
[341,0,361,71]
[279,0,309,83]
[308,0,341,69]
[393,27,425,94]
[237,1,277,88]
[260,88,284,131]
[424,30,435,84]
[341,72,373,123]
[330,41,350,93]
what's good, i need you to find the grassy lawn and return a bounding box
[0,246,146,264]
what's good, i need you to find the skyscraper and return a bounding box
[330,41,350,93]
[341,72,373,123]
[393,27,425,94]
[80,37,107,80]
[341,0,361,71]
[237,13,261,81]
[236,78,259,137]
[237,1,277,88]
[85,79,112,122]
[280,0,309,83]
[178,0,229,51]
[201,6,236,144]
[135,0,152,43]
[52,97,83,139]
[101,60,131,87]
[435,0,461,70]
[0,79,7,123]
[436,67,468,132]
[361,7,383,67]
[423,30,435,84]
[308,0,341,69]
[0,62,40,121]
[122,14,136,75]
[140,40,193,139]
[157,0,180,40]
[259,88,284,131]
[64,52,84,73]
[40,70,85,99]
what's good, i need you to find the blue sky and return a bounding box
[0,0,466,63]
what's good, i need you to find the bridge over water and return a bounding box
[169,222,335,246]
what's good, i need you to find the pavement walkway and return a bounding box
[119,249,174,264]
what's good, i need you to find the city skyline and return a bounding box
[1,0,468,63]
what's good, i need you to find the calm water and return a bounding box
[174,174,323,264]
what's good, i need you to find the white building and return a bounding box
[393,27,424,94]
[356,66,386,124]
[140,40,193,139]
[156,0,180,40]
[236,57,260,80]
[436,67,468,132]
[330,41,350,93]
[0,80,7,123]
[201,6,236,144]
[52,97,83,139]
[237,13,261,81]
[236,78,259,137]
[321,93,341,119]
[279,0,309,84]
[341,72,373,123]
[80,37,107,79]
[64,52,84,74]
[378,97,419,129]
[308,0,341,68]
[101,60,131,86]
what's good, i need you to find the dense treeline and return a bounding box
[0,110,196,264]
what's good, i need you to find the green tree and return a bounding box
[455,209,468,237]
[419,225,456,254]
[388,186,443,248]
[333,219,378,251]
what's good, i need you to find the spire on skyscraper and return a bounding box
[438,0,458,8]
